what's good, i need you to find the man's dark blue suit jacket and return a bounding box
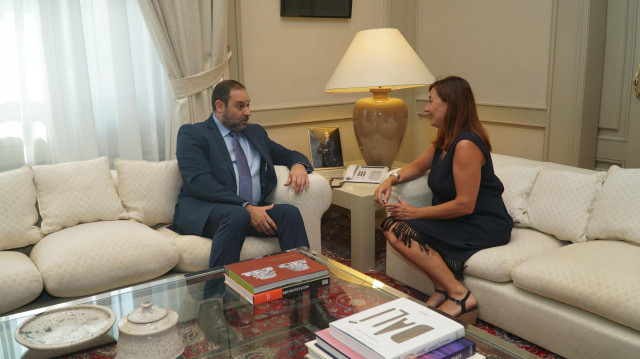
[172,115,312,236]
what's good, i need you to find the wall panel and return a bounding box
[238,0,386,110]
[419,0,553,109]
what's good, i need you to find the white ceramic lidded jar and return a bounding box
[116,301,184,359]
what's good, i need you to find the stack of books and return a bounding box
[224,251,330,305]
[305,297,484,359]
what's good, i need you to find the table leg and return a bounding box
[349,198,376,271]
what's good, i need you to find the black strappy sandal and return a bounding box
[426,288,448,308]
[445,289,478,326]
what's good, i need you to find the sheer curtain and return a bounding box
[137,0,230,157]
[0,0,172,172]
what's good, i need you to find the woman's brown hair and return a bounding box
[431,76,492,152]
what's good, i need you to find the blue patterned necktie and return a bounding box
[230,132,252,202]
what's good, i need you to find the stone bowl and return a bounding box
[14,304,116,357]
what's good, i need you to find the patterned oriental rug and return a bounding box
[321,211,563,359]
[57,211,563,359]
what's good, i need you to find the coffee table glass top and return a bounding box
[0,248,532,358]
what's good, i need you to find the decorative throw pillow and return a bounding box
[587,166,640,245]
[494,166,541,226]
[0,166,43,249]
[115,158,183,226]
[523,169,606,243]
[33,157,128,234]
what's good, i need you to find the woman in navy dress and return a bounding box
[374,76,512,324]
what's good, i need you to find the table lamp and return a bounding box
[324,28,435,168]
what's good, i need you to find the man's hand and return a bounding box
[283,164,309,194]
[246,204,277,235]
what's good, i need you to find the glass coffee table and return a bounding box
[0,248,535,358]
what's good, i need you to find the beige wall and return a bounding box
[417,0,553,160]
[232,0,391,166]
[418,0,606,167]
[230,0,607,169]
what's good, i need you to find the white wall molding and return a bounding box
[417,96,548,111]
[250,99,357,112]
[261,116,353,129]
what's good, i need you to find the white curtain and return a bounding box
[136,0,230,158]
[0,0,172,171]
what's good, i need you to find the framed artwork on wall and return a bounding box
[280,0,352,18]
[309,127,344,169]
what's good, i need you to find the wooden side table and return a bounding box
[330,182,382,271]
[320,166,385,271]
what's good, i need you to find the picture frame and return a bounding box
[308,127,344,169]
[280,0,352,19]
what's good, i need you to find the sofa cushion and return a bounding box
[494,166,541,226]
[587,166,640,245]
[0,251,43,314]
[0,166,43,250]
[30,220,179,297]
[465,227,564,282]
[523,169,606,243]
[157,226,281,273]
[512,240,640,332]
[115,158,182,226]
[33,157,128,234]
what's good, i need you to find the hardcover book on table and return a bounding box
[315,327,365,359]
[225,273,330,305]
[305,339,333,359]
[225,286,300,324]
[416,337,476,359]
[224,251,329,294]
[329,297,465,359]
[315,327,475,359]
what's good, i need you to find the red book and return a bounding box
[225,273,330,305]
[224,251,329,294]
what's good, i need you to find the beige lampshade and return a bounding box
[324,28,435,93]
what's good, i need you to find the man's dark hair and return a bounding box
[212,80,246,109]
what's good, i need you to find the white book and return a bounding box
[329,297,465,359]
[305,339,333,359]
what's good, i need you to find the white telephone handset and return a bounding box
[344,164,358,181]
[343,165,389,183]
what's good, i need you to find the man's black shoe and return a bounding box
[197,296,231,347]
[309,299,336,329]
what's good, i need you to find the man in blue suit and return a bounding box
[173,80,312,271]
[177,80,335,335]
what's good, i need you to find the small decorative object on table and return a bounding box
[116,301,184,359]
[14,304,116,357]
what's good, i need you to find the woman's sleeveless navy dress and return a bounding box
[382,130,513,279]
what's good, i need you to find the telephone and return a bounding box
[343,164,389,183]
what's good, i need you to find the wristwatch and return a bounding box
[389,172,400,181]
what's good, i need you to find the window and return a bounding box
[0,0,171,172]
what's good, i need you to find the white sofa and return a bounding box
[385,153,640,359]
[0,157,331,315]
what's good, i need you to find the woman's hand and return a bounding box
[384,198,418,220]
[374,178,394,206]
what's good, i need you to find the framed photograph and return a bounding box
[309,127,344,169]
[280,0,352,18]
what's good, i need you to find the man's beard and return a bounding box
[222,112,247,132]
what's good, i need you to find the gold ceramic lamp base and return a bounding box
[353,88,407,168]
